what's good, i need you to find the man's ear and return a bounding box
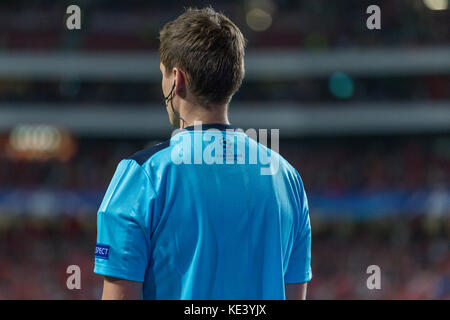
[173,68,187,98]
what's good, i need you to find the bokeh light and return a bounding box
[328,72,354,99]
[7,124,77,161]
[423,0,448,10]
[246,8,272,32]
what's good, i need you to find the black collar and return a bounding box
[183,123,237,131]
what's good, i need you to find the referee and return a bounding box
[94,7,312,300]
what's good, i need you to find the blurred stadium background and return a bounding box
[0,0,449,299]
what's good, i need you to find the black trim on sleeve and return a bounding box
[127,140,171,165]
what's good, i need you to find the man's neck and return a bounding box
[179,100,229,128]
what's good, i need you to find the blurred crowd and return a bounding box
[0,217,99,299]
[0,75,448,106]
[1,136,448,193]
[284,136,450,193]
[310,217,449,299]
[0,215,448,299]
[0,0,447,107]
[0,0,448,51]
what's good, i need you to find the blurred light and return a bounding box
[10,125,60,152]
[246,8,272,32]
[423,0,448,10]
[329,72,354,99]
[246,0,277,14]
[7,124,77,161]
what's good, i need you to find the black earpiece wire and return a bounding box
[164,80,186,129]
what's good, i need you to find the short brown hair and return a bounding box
[159,7,246,106]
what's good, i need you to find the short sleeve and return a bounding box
[94,159,155,282]
[284,173,312,284]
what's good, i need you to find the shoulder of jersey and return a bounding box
[262,141,301,177]
[126,140,171,166]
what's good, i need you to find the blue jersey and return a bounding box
[94,123,312,299]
